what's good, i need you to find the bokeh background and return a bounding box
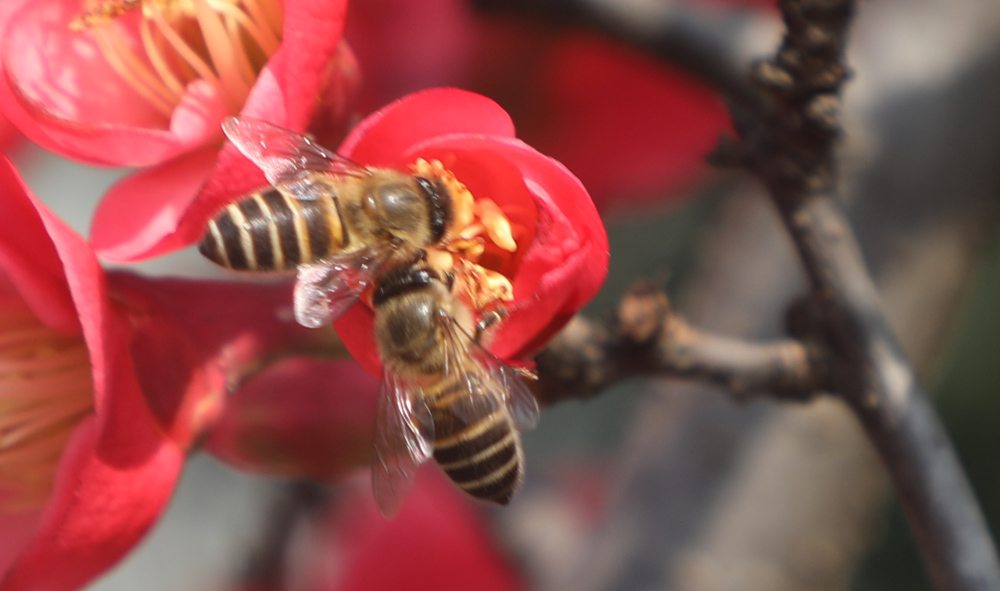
[8,0,1000,588]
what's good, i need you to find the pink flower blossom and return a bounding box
[299,473,523,591]
[0,0,354,262]
[0,156,183,591]
[0,157,346,591]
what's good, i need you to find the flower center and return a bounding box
[411,159,519,314]
[70,0,283,117]
[0,307,94,512]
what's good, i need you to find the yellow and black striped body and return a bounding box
[199,170,452,274]
[425,372,525,505]
[372,263,525,505]
[199,186,347,272]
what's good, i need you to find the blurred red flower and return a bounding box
[0,156,183,591]
[300,472,523,591]
[328,88,609,375]
[206,357,379,481]
[501,32,731,209]
[0,0,354,262]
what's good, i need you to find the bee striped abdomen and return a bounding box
[199,188,346,271]
[427,377,524,505]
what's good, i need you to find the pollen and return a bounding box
[70,0,283,118]
[411,158,519,313]
[0,308,94,513]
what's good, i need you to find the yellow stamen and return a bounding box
[147,3,221,87]
[69,0,142,31]
[456,259,515,310]
[0,309,94,513]
[193,0,250,112]
[139,18,187,99]
[208,0,279,56]
[412,158,522,314]
[92,26,178,117]
[70,0,283,122]
[474,199,516,252]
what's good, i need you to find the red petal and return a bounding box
[0,159,184,591]
[89,146,219,262]
[1,411,183,591]
[473,138,608,358]
[206,358,378,481]
[333,306,382,378]
[0,157,78,333]
[339,88,515,165]
[0,0,210,166]
[105,274,344,448]
[315,473,523,591]
[528,34,730,208]
[242,0,350,131]
[0,512,39,578]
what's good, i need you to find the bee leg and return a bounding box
[474,307,508,343]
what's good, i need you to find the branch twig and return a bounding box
[237,481,330,589]
[510,0,1000,586]
[729,0,1000,589]
[533,283,826,405]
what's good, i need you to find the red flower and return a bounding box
[297,472,523,591]
[328,88,609,375]
[505,32,731,209]
[103,273,349,450]
[0,156,183,591]
[0,157,348,591]
[205,358,379,481]
[0,0,353,262]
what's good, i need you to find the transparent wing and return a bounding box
[442,314,540,430]
[372,370,434,518]
[293,246,389,328]
[488,358,540,431]
[437,315,533,428]
[222,117,369,200]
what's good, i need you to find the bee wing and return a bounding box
[222,117,369,200]
[293,246,389,328]
[438,317,539,430]
[463,339,540,431]
[372,370,434,518]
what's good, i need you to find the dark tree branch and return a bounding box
[533,283,827,405]
[481,0,1000,586]
[729,0,1000,589]
[501,0,1000,587]
[237,481,330,589]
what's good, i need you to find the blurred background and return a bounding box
[9,0,1000,588]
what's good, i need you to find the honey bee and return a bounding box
[200,117,539,516]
